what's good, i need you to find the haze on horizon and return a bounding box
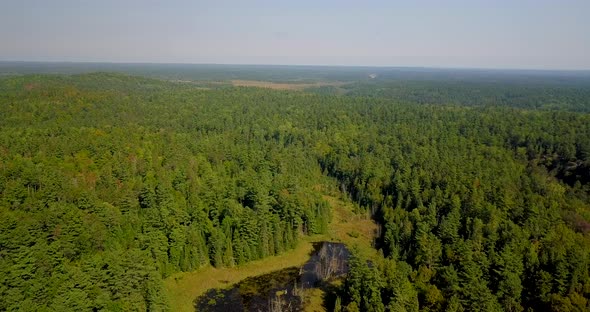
[1,0,589,70]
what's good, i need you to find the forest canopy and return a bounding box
[0,72,589,311]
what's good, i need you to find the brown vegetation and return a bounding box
[231,80,347,91]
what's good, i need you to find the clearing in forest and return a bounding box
[163,193,378,312]
[231,79,348,91]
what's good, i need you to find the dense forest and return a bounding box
[1,72,589,311]
[307,79,590,112]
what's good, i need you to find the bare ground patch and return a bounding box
[231,80,348,91]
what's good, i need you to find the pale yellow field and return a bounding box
[231,80,348,91]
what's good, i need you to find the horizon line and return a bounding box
[1,59,590,73]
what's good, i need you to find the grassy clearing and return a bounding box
[322,195,380,260]
[301,288,326,312]
[300,196,380,312]
[163,194,378,312]
[163,235,323,312]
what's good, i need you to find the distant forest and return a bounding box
[1,68,589,311]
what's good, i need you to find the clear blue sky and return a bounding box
[1,0,589,69]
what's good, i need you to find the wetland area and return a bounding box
[195,242,350,312]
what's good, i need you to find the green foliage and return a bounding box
[0,74,331,310]
[344,250,385,312]
[1,73,590,310]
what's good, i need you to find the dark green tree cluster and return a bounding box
[341,250,385,312]
[322,105,590,310]
[320,79,590,112]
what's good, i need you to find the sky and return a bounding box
[1,0,589,70]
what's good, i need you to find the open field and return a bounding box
[163,193,378,312]
[231,79,349,91]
